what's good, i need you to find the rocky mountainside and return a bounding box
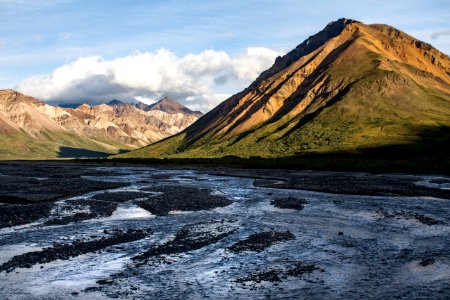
[119,18,450,159]
[0,90,201,159]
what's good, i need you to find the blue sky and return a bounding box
[1,0,449,111]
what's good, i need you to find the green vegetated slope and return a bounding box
[0,130,126,160]
[116,19,450,160]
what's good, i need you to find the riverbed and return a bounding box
[0,162,449,299]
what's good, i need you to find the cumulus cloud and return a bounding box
[17,47,281,112]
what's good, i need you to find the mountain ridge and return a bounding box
[143,97,203,117]
[0,90,202,159]
[116,18,450,159]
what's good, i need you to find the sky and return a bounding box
[1,0,449,112]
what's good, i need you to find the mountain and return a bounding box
[107,99,126,106]
[58,103,81,109]
[0,90,201,159]
[147,97,203,117]
[117,18,450,159]
[135,102,148,111]
[136,97,203,117]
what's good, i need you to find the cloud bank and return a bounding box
[17,47,280,112]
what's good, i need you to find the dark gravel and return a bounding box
[91,192,149,202]
[0,177,127,203]
[228,231,295,253]
[0,162,130,228]
[0,228,150,273]
[44,200,120,226]
[429,179,450,184]
[236,269,282,283]
[0,162,128,203]
[44,212,98,226]
[133,220,236,261]
[236,262,320,284]
[377,210,445,226]
[137,186,233,216]
[419,258,436,267]
[210,169,450,199]
[0,203,53,228]
[73,199,119,216]
[0,195,37,204]
[270,197,308,210]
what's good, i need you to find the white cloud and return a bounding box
[134,96,157,105]
[16,47,281,112]
[232,47,280,82]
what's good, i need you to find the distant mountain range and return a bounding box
[0,90,202,159]
[117,18,450,159]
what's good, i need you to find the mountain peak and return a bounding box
[107,99,125,106]
[252,18,362,86]
[0,89,16,95]
[0,89,42,106]
[0,89,15,101]
[77,103,91,111]
[146,97,203,117]
[253,18,361,85]
[0,89,24,100]
[327,18,361,27]
[158,96,179,106]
